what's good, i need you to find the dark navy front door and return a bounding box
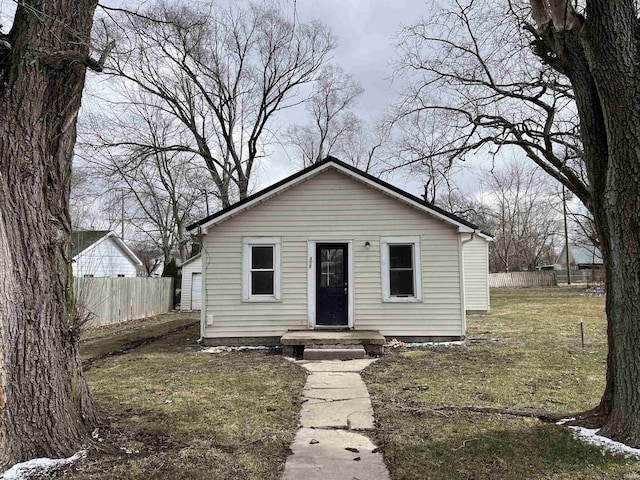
[316,243,348,326]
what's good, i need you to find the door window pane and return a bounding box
[251,271,274,295]
[320,248,344,287]
[252,246,273,269]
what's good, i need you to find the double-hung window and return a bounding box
[381,236,422,302]
[242,237,281,302]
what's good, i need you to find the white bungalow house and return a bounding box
[180,254,202,311]
[72,230,143,278]
[186,157,493,350]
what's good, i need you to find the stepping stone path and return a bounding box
[282,359,391,480]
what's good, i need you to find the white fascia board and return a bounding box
[181,253,202,268]
[72,231,111,261]
[107,232,144,267]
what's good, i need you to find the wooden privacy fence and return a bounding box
[75,277,174,327]
[555,269,605,284]
[489,271,558,288]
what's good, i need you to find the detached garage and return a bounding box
[180,254,202,311]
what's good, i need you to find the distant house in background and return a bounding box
[72,230,143,278]
[556,244,603,270]
[180,254,202,311]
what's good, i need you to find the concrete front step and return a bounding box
[306,344,364,350]
[303,347,366,361]
[281,330,386,357]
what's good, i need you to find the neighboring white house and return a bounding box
[180,254,202,311]
[72,230,143,278]
[462,235,491,314]
[186,157,494,345]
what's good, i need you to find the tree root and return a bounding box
[391,401,566,423]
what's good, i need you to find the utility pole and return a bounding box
[563,187,571,285]
[121,188,125,241]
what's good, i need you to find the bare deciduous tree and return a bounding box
[394,0,640,444]
[0,0,100,467]
[81,100,212,270]
[286,64,363,166]
[482,160,561,272]
[103,0,335,207]
[391,1,588,205]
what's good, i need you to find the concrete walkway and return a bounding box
[282,359,391,480]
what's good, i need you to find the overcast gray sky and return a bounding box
[0,0,483,198]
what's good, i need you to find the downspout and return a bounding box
[459,229,480,339]
[461,229,479,246]
[197,225,206,344]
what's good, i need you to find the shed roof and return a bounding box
[187,156,494,239]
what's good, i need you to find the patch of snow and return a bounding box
[556,421,640,458]
[120,446,139,455]
[556,417,576,425]
[91,428,103,443]
[1,450,87,480]
[386,339,466,349]
[202,345,275,354]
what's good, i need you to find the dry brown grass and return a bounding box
[69,319,306,480]
[363,287,640,479]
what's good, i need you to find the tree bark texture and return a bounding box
[532,0,640,445]
[0,1,98,467]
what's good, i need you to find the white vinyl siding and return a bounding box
[73,237,138,278]
[180,256,202,311]
[201,167,464,339]
[463,236,490,312]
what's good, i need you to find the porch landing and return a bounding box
[280,330,386,358]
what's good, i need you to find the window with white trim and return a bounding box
[242,237,281,302]
[380,236,422,302]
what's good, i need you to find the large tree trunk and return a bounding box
[0,1,98,468]
[531,0,640,445]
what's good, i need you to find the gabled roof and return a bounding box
[72,230,143,266]
[559,244,603,265]
[72,230,110,257]
[181,253,202,268]
[187,156,494,239]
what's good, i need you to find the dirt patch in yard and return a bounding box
[81,312,199,368]
[68,326,306,480]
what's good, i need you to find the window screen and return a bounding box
[251,246,274,295]
[389,244,414,296]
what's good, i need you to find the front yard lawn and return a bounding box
[70,322,306,479]
[363,287,640,479]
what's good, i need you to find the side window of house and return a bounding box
[243,237,281,301]
[380,236,422,302]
